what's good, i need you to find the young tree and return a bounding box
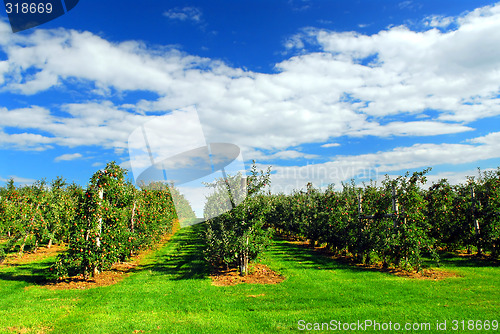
[203,163,272,275]
[55,162,136,278]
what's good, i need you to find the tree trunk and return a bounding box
[392,186,399,228]
[96,188,104,248]
[47,238,53,249]
[365,252,371,264]
[239,236,249,276]
[18,232,30,256]
[469,187,483,256]
[239,251,249,276]
[130,201,136,233]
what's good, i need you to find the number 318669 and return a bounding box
[5,2,53,14]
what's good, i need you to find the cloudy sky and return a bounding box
[1,0,500,196]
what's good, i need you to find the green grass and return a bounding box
[0,224,498,333]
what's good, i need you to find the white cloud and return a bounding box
[0,60,8,85]
[1,26,235,96]
[398,1,413,10]
[284,4,500,120]
[351,121,474,137]
[0,106,53,129]
[247,149,319,161]
[54,153,82,162]
[468,131,500,145]
[0,129,54,150]
[0,175,37,186]
[423,15,455,28]
[163,7,203,23]
[321,143,341,148]
[0,103,147,150]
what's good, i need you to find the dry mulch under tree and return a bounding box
[210,263,285,286]
[41,253,145,291]
[1,243,64,266]
[348,258,459,280]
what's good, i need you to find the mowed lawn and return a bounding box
[0,224,498,334]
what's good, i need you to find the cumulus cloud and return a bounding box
[54,153,83,162]
[0,103,148,150]
[423,15,455,28]
[0,129,55,151]
[351,121,474,137]
[321,143,341,148]
[284,4,500,120]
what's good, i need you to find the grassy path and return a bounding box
[0,224,499,333]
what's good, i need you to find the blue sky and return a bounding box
[1,0,500,199]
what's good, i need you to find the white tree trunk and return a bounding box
[96,188,103,248]
[94,188,104,276]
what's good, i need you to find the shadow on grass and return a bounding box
[437,251,499,268]
[0,261,53,285]
[271,237,498,278]
[270,239,376,274]
[133,223,211,281]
